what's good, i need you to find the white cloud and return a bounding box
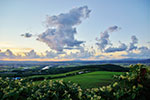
[128,35,138,51]
[44,50,60,58]
[105,41,127,53]
[96,25,120,52]
[0,49,16,59]
[24,50,40,58]
[63,46,95,59]
[122,46,150,59]
[37,6,91,52]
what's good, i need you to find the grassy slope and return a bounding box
[58,71,123,89]
[35,71,123,89]
[28,64,127,79]
[28,70,83,78]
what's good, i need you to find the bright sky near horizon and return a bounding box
[0,0,150,61]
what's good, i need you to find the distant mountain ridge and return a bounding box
[0,58,150,64]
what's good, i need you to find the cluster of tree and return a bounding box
[27,70,88,81]
[41,64,128,74]
[0,64,129,78]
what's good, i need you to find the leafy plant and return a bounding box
[0,64,150,100]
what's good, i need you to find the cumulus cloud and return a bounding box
[21,33,32,38]
[63,46,94,59]
[96,25,120,52]
[128,35,138,51]
[104,35,138,53]
[37,6,91,52]
[95,26,141,54]
[122,46,150,58]
[0,49,57,59]
[0,47,95,60]
[105,41,127,53]
[0,49,40,59]
[0,51,6,59]
[24,50,40,58]
[96,31,110,51]
[0,49,16,59]
[45,50,60,58]
[138,46,149,51]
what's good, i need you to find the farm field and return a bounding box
[35,71,123,89]
[28,70,82,78]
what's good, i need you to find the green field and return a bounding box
[35,71,123,89]
[28,70,83,78]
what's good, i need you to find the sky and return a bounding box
[0,0,150,61]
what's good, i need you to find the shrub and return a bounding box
[0,64,150,100]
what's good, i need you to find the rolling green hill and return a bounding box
[35,71,123,89]
[27,64,127,89]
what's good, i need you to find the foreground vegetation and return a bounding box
[0,64,150,100]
